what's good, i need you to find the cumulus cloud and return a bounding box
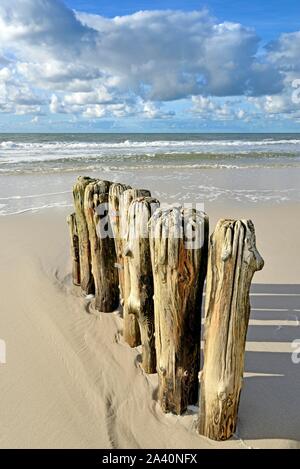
[50,94,63,114]
[247,30,300,120]
[77,9,282,99]
[0,60,44,114]
[248,91,300,120]
[191,95,247,121]
[141,101,175,119]
[0,0,96,58]
[267,31,300,73]
[50,92,173,119]
[64,88,113,106]
[83,103,134,119]
[0,0,297,122]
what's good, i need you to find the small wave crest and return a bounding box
[1,138,300,152]
[0,202,73,216]
[0,141,17,149]
[0,190,71,201]
[1,137,300,169]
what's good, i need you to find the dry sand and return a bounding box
[0,203,299,449]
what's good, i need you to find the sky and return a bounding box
[0,0,300,132]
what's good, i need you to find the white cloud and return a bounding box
[82,102,135,119]
[83,105,106,118]
[0,0,298,123]
[50,94,60,114]
[0,66,11,81]
[142,101,174,119]
[191,95,247,121]
[77,9,282,99]
[236,109,245,119]
[64,88,113,106]
[248,92,300,119]
[0,61,44,114]
[245,30,300,120]
[0,0,96,58]
[267,31,300,72]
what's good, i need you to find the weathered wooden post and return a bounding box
[120,188,151,348]
[73,176,96,294]
[84,179,119,312]
[67,212,80,286]
[149,207,209,414]
[198,219,264,441]
[125,197,160,373]
[109,182,132,305]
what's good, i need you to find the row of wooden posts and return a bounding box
[67,176,264,441]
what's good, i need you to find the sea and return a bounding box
[1,133,300,215]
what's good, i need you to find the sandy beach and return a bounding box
[0,197,299,449]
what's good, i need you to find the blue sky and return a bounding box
[64,0,300,42]
[0,0,300,132]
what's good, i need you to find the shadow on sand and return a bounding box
[238,284,300,442]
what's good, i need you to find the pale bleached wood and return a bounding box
[73,176,96,294]
[84,179,119,312]
[198,219,264,441]
[67,212,80,286]
[120,188,151,348]
[149,207,209,414]
[125,196,160,373]
[109,182,132,305]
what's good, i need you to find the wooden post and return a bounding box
[120,188,151,348]
[73,176,96,294]
[67,212,80,286]
[149,207,209,414]
[198,219,264,441]
[84,179,119,312]
[109,182,132,305]
[125,197,160,373]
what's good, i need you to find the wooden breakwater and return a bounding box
[68,176,264,441]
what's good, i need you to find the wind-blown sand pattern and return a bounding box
[0,203,299,449]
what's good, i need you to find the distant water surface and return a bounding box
[1,133,300,215]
